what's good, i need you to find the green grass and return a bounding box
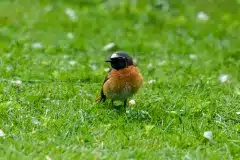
[0,0,240,159]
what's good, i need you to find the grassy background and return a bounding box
[0,0,240,159]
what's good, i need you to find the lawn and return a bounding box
[0,0,240,159]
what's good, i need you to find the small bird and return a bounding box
[96,51,143,109]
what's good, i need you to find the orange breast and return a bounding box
[103,66,143,100]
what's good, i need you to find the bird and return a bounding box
[96,51,143,110]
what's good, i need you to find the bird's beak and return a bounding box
[105,59,112,62]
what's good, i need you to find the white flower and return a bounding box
[15,80,22,86]
[129,99,136,105]
[66,32,74,39]
[189,54,197,60]
[197,12,209,21]
[32,117,40,125]
[148,79,156,84]
[104,68,110,72]
[63,55,69,59]
[11,80,22,86]
[6,53,12,58]
[103,42,116,51]
[32,42,43,49]
[89,64,97,70]
[133,59,137,65]
[44,5,53,12]
[147,63,153,68]
[236,112,240,115]
[203,131,213,140]
[45,155,52,160]
[69,60,77,66]
[219,74,229,83]
[0,129,5,137]
[65,8,77,21]
[157,60,167,66]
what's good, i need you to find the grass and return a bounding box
[0,0,240,159]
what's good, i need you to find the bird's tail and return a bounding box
[96,89,106,102]
[96,95,106,102]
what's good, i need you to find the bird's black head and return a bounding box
[105,51,134,70]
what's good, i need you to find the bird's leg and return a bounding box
[123,99,127,111]
[111,100,114,106]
